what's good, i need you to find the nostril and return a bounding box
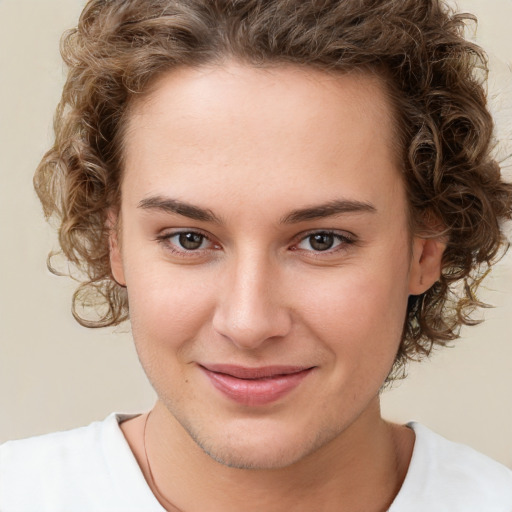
[212,305,292,349]
[212,263,292,348]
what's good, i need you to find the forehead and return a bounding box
[126,63,397,148]
[121,63,405,218]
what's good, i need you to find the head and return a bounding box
[36,0,511,376]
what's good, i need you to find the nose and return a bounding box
[212,251,292,350]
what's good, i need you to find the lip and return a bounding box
[199,364,314,406]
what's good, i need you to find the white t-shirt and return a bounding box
[1,413,511,511]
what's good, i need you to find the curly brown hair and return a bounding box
[34,0,512,379]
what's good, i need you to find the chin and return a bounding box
[197,439,311,470]
[182,417,341,471]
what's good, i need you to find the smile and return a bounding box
[199,364,315,406]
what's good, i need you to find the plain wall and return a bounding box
[1,0,511,468]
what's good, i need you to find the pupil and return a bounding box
[179,232,203,250]
[310,233,334,251]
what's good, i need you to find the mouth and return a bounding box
[198,364,315,406]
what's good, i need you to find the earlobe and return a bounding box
[408,237,446,295]
[107,211,126,287]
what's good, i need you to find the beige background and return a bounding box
[1,0,511,468]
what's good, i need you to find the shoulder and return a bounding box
[1,414,114,473]
[390,422,512,512]
[0,413,163,512]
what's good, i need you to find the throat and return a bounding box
[120,404,414,512]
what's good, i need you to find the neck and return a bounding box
[122,399,414,512]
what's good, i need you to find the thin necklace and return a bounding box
[143,412,402,512]
[143,410,185,512]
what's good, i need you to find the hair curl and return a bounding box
[34,0,512,379]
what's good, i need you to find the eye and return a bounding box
[156,230,216,255]
[294,231,354,253]
[175,232,207,250]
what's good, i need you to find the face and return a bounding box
[111,63,441,470]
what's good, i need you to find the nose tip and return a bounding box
[214,310,291,350]
[212,266,292,350]
[213,304,291,350]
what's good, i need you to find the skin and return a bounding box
[112,63,444,511]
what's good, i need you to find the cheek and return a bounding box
[295,260,410,366]
[125,263,218,403]
[125,259,216,350]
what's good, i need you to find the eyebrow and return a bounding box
[281,199,376,223]
[138,196,376,224]
[138,196,222,223]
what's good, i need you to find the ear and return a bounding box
[107,210,126,287]
[408,237,446,295]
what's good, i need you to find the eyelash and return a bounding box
[155,229,356,258]
[292,230,356,255]
[155,230,219,259]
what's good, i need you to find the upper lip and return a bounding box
[199,364,314,380]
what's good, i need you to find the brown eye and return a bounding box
[308,233,335,251]
[294,231,354,254]
[178,232,205,250]
[156,230,219,258]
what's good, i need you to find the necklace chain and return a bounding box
[143,410,185,512]
[142,410,403,512]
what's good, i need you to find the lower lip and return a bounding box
[200,367,313,406]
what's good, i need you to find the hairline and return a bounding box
[115,59,413,227]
